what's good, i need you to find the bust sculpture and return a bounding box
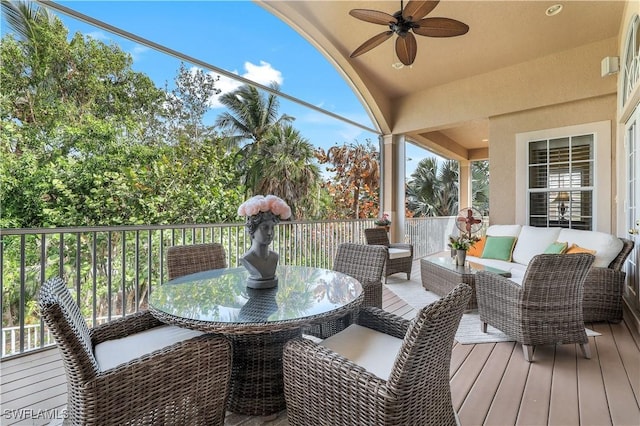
[237,195,291,289]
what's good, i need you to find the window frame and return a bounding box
[515,121,612,232]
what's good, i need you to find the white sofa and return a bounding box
[467,225,633,322]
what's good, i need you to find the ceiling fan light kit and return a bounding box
[349,0,469,66]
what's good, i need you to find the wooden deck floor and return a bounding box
[2,260,639,425]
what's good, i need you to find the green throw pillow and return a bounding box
[481,236,517,261]
[544,241,568,254]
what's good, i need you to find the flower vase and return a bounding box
[455,249,467,266]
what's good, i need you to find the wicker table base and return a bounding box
[420,253,511,310]
[227,328,301,416]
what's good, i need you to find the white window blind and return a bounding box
[527,134,594,230]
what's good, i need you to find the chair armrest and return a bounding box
[83,334,231,424]
[476,271,523,323]
[356,306,410,339]
[283,338,391,416]
[90,311,163,345]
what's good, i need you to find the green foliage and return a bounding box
[406,158,459,216]
[472,160,490,215]
[247,124,321,218]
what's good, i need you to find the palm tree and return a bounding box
[472,160,490,215]
[247,124,321,218]
[406,158,459,216]
[1,0,55,45]
[214,83,295,194]
[214,83,294,150]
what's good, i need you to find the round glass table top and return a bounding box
[150,265,362,326]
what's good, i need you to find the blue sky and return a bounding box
[2,0,435,175]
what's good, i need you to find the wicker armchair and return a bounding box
[476,253,595,362]
[364,227,413,282]
[167,242,227,280]
[38,276,232,425]
[304,243,387,339]
[284,283,472,426]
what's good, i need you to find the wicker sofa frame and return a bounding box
[581,238,634,323]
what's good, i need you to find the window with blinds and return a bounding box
[527,134,594,230]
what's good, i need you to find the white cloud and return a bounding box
[130,45,150,61]
[206,61,283,109]
[84,30,109,41]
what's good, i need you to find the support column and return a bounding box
[459,159,472,210]
[381,134,406,242]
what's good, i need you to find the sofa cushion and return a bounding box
[482,236,517,261]
[320,324,403,380]
[467,236,486,257]
[544,241,568,254]
[557,229,623,267]
[94,325,204,371]
[511,226,562,265]
[486,224,522,237]
[566,243,597,255]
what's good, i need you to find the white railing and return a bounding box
[1,217,461,357]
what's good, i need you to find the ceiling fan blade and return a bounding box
[395,32,417,66]
[413,17,469,37]
[350,31,394,58]
[349,9,396,26]
[402,0,439,21]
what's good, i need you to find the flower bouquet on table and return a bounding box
[448,234,480,266]
[447,234,479,251]
[374,213,391,229]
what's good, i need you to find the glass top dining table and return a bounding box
[149,265,363,416]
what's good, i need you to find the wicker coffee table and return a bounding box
[149,265,362,416]
[420,252,511,309]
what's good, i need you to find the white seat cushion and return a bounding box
[486,224,522,237]
[319,324,403,380]
[94,325,204,371]
[558,228,623,268]
[511,226,562,265]
[388,248,411,259]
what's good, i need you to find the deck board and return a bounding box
[457,342,515,426]
[1,258,639,426]
[518,347,554,425]
[592,322,640,425]
[577,336,614,426]
[484,344,532,425]
[548,344,580,426]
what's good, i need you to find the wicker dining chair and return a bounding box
[284,283,472,426]
[364,227,413,282]
[476,253,595,362]
[167,242,227,280]
[304,242,387,339]
[38,276,232,426]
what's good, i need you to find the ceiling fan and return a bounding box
[349,0,469,66]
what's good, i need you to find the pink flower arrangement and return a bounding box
[237,195,292,220]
